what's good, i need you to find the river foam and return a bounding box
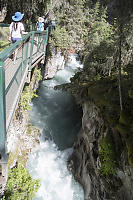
[27,140,84,200]
[27,54,84,200]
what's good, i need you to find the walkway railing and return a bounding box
[0,27,49,168]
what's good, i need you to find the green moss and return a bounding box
[116,123,130,138]
[79,82,89,87]
[128,89,133,99]
[126,135,133,168]
[17,149,29,167]
[99,134,116,176]
[8,125,40,168]
[116,113,133,168]
[8,147,28,168]
[19,86,38,113]
[88,86,109,106]
[87,79,119,110]
[8,151,19,168]
[119,110,133,126]
[106,114,118,126]
[26,124,40,138]
[27,124,33,135]
[33,67,42,81]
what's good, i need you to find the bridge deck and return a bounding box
[4,34,46,130]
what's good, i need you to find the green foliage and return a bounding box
[3,0,50,23]
[99,134,116,176]
[50,26,71,52]
[116,109,133,168]
[54,0,88,50]
[126,135,133,168]
[117,122,133,168]
[88,21,115,48]
[128,90,133,99]
[2,165,40,200]
[83,3,116,70]
[19,86,38,112]
[119,110,133,126]
[116,123,129,138]
[0,40,10,51]
[34,67,42,81]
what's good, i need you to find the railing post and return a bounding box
[44,28,49,53]
[0,62,8,192]
[24,37,30,71]
[29,32,35,70]
[0,62,6,157]
[37,33,40,52]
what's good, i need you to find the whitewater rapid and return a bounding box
[27,54,84,200]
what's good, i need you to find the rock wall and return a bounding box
[7,66,42,169]
[68,100,133,200]
[44,50,65,79]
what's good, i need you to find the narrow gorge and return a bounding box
[0,0,133,199]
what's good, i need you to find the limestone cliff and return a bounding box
[68,100,133,200]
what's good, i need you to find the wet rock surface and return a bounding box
[44,51,65,79]
[68,100,133,200]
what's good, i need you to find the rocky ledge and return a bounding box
[68,100,133,200]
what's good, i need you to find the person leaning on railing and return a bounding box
[9,11,28,64]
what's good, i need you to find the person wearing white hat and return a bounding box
[37,17,44,31]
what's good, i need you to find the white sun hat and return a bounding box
[38,17,44,22]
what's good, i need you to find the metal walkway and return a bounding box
[0,27,49,188]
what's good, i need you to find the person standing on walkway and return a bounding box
[36,17,44,31]
[9,11,27,63]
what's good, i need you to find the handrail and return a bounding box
[0,30,48,62]
[0,23,10,27]
[0,26,49,168]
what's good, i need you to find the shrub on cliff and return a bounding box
[2,164,40,200]
[99,134,116,176]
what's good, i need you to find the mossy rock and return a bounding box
[119,110,133,126]
[8,148,28,168]
[126,135,133,168]
[79,82,89,87]
[26,123,40,136]
[99,133,116,176]
[106,114,118,126]
[8,151,18,168]
[128,89,133,99]
[88,86,110,107]
[116,123,130,138]
[87,78,120,109]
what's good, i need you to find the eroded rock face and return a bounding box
[44,51,65,79]
[68,100,133,200]
[6,66,42,169]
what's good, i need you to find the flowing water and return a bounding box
[27,54,84,200]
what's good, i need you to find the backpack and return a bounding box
[37,22,44,31]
